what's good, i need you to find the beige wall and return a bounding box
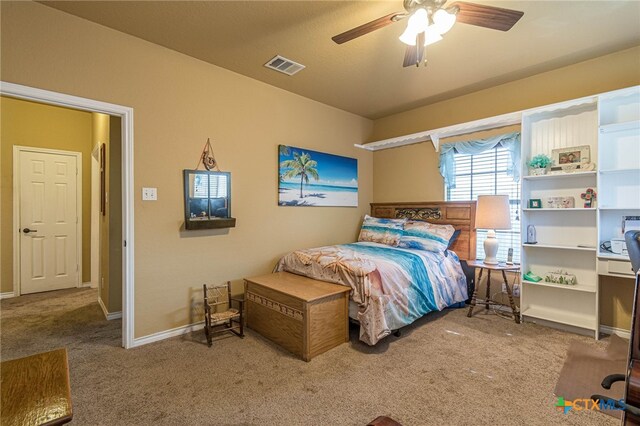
[0,2,373,337]
[370,47,640,331]
[372,47,640,202]
[0,96,93,292]
[370,46,640,142]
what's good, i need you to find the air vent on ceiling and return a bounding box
[264,55,305,76]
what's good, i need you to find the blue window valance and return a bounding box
[439,132,521,189]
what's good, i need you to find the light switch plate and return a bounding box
[142,187,157,201]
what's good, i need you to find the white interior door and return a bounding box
[19,149,80,294]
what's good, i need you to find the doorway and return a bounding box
[14,146,82,294]
[2,81,135,348]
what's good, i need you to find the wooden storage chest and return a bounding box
[244,272,350,361]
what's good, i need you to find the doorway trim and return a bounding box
[13,146,83,295]
[1,81,135,349]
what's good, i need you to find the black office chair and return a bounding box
[592,230,640,422]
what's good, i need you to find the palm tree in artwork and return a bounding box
[278,145,290,183]
[281,151,319,198]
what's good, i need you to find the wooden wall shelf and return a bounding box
[185,217,236,230]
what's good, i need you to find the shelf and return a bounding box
[184,217,236,230]
[598,252,630,261]
[598,207,640,211]
[521,306,596,330]
[599,168,640,174]
[599,120,640,134]
[522,280,597,293]
[522,244,596,252]
[523,171,596,180]
[523,208,596,212]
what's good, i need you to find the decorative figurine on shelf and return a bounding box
[527,154,553,176]
[525,225,537,244]
[581,188,597,208]
[544,270,577,285]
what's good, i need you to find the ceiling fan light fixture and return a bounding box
[433,8,456,34]
[424,26,443,46]
[399,7,429,45]
[399,26,418,45]
[407,7,429,33]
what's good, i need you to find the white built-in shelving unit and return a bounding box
[355,86,640,338]
[597,87,640,281]
[520,86,640,338]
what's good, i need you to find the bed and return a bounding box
[275,201,477,345]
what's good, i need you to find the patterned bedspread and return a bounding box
[275,242,467,345]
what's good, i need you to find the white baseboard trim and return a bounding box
[98,297,122,321]
[0,291,15,300]
[131,321,204,348]
[600,325,631,340]
[80,281,93,288]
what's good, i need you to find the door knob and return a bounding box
[22,228,37,234]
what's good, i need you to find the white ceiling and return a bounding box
[41,1,640,119]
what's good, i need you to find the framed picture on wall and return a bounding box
[278,145,358,207]
[100,143,106,216]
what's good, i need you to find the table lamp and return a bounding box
[476,195,512,265]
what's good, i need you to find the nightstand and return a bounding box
[466,260,520,324]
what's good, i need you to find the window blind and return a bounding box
[193,174,228,199]
[445,146,521,263]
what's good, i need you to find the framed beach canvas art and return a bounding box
[278,145,357,207]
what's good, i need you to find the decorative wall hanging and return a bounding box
[183,170,235,230]
[278,145,357,207]
[195,138,219,171]
[184,138,235,229]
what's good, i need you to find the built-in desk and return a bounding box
[598,254,635,279]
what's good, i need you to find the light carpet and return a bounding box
[0,288,617,425]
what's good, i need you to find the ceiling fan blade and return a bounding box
[450,2,524,32]
[403,45,418,67]
[403,32,425,67]
[332,12,405,44]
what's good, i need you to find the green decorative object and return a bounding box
[528,154,553,169]
[523,271,542,282]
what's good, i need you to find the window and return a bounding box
[193,174,228,199]
[445,145,521,263]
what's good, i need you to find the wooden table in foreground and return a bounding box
[466,260,521,324]
[1,348,73,426]
[244,272,351,361]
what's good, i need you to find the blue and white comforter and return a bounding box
[275,242,467,345]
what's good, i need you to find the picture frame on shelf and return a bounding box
[546,196,575,209]
[550,145,591,173]
[528,199,542,208]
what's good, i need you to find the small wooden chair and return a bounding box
[203,282,244,347]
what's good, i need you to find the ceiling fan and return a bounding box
[332,0,524,67]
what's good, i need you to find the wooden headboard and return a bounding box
[370,201,477,261]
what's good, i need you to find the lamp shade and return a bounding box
[476,195,511,230]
